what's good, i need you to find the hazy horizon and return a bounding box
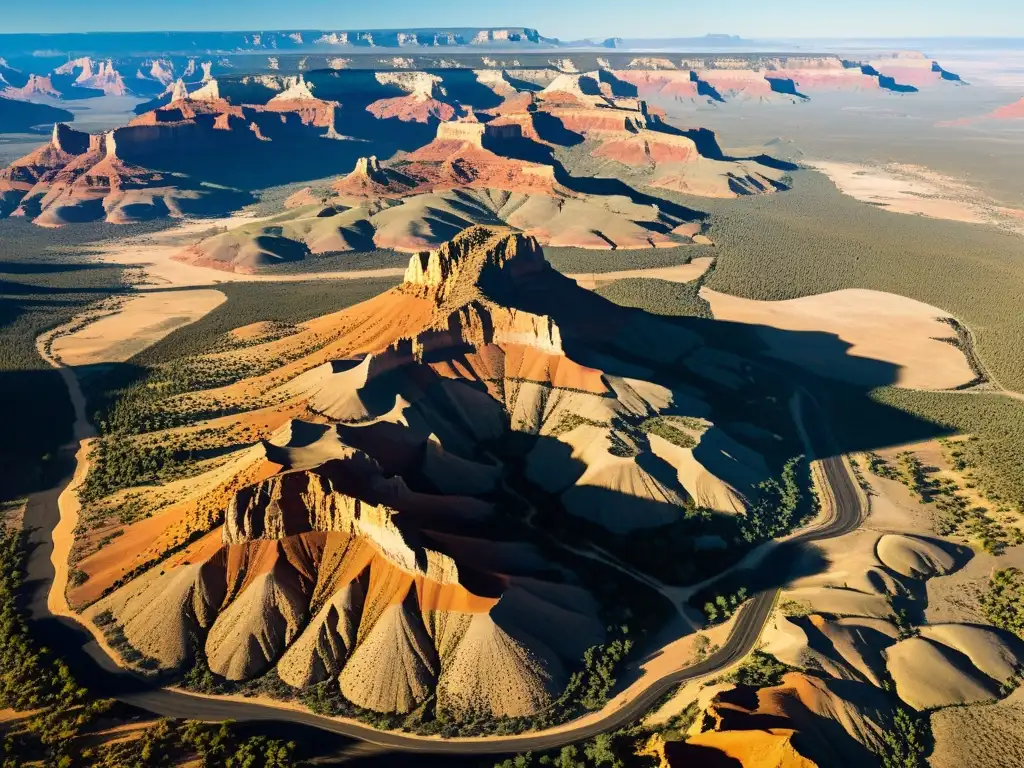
[1,0,1019,39]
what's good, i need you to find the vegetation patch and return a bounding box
[980,567,1024,638]
[595,276,713,318]
[740,455,810,544]
[866,445,1023,554]
[544,244,703,275]
[725,649,791,688]
[702,587,750,624]
[639,415,706,449]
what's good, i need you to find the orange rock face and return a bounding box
[697,69,776,99]
[331,155,417,198]
[264,97,339,129]
[612,70,701,99]
[400,138,557,195]
[0,121,241,225]
[366,95,456,123]
[686,672,894,767]
[542,105,646,134]
[669,729,818,768]
[592,131,700,166]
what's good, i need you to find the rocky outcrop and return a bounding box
[338,586,439,713]
[688,672,893,767]
[402,226,546,301]
[0,121,241,225]
[366,94,456,123]
[3,73,63,99]
[82,224,787,725]
[56,57,129,95]
[265,78,339,129]
[276,577,366,688]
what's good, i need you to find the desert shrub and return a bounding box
[740,455,808,543]
[95,719,300,768]
[544,245,703,275]
[639,415,705,449]
[549,412,609,436]
[778,599,812,617]
[894,452,931,500]
[0,523,114,764]
[980,567,1024,638]
[79,435,193,503]
[726,650,790,688]
[866,452,899,480]
[877,704,929,768]
[870,388,1024,516]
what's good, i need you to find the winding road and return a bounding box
[23,368,864,755]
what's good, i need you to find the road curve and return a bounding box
[24,395,864,755]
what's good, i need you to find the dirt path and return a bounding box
[34,329,95,619]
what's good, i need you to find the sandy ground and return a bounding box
[567,257,715,290]
[808,160,1024,235]
[90,216,406,289]
[703,287,976,391]
[931,685,1024,768]
[50,290,227,366]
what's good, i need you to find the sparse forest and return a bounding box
[595,276,713,318]
[0,221,132,500]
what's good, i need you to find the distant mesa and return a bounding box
[0,122,246,225]
[55,57,130,96]
[3,73,64,100]
[0,54,962,232]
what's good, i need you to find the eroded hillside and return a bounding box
[69,227,809,727]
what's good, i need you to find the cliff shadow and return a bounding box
[690,71,725,103]
[656,124,798,171]
[766,76,808,100]
[532,110,586,146]
[855,65,919,93]
[118,122,407,193]
[501,72,545,93]
[550,168,707,224]
[498,267,952,459]
[878,75,919,94]
[597,69,640,98]
[433,70,505,110]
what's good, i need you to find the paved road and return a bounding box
[23,397,864,755]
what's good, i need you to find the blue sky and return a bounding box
[2,0,1020,38]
